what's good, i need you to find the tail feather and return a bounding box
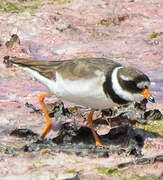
[3,56,40,68]
[3,56,54,67]
[3,56,63,80]
[3,56,64,69]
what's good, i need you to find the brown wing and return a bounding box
[3,56,121,80]
[56,58,121,80]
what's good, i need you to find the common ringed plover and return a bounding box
[3,56,155,146]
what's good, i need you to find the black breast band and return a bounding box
[103,66,129,105]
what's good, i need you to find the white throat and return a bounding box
[111,67,143,102]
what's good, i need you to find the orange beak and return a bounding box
[141,88,155,103]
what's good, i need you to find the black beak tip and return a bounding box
[149,96,155,103]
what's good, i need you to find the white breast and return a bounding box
[22,67,114,109]
[54,71,115,109]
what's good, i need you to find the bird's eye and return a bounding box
[137,81,150,90]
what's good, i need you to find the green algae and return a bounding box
[149,32,163,39]
[98,19,113,26]
[98,167,162,180]
[98,15,129,26]
[135,119,163,136]
[0,2,21,13]
[50,0,72,4]
[65,169,78,174]
[0,0,71,13]
[133,174,162,180]
[0,1,42,13]
[99,167,119,176]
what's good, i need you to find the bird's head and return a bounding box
[115,67,155,103]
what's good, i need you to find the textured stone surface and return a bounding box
[0,0,163,179]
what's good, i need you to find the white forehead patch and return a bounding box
[137,81,150,89]
[120,74,131,81]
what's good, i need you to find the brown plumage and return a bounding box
[3,56,120,81]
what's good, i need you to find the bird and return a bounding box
[3,56,155,146]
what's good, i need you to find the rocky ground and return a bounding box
[0,0,163,179]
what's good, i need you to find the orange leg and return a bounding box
[88,110,103,146]
[39,93,53,138]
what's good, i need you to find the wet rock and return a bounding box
[8,122,145,157]
[25,102,43,115]
[102,99,163,125]
[25,99,162,127]
[103,124,144,156]
[0,146,16,154]
[6,99,163,157]
[48,100,72,120]
[117,154,163,168]
[25,101,72,120]
[144,109,163,121]
[52,123,95,145]
[5,97,162,157]
[10,128,39,138]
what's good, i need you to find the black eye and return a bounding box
[136,81,150,90]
